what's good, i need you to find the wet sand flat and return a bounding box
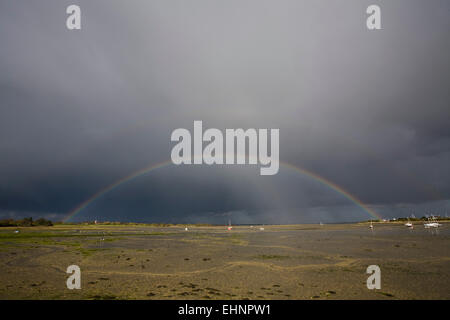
[0,223,449,299]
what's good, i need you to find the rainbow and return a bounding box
[281,162,382,220]
[63,160,381,222]
[63,160,172,222]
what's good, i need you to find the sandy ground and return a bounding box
[0,223,448,299]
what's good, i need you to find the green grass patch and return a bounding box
[0,231,171,241]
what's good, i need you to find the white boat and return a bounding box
[405,218,413,228]
[424,222,441,228]
[424,216,442,228]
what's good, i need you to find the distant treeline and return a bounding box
[0,218,217,227]
[0,217,53,227]
[60,221,213,227]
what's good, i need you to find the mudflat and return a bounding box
[0,223,448,299]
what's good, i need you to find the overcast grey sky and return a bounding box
[0,0,449,223]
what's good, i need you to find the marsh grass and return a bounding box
[0,231,170,241]
[77,247,108,257]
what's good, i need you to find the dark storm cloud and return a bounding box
[0,0,449,223]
